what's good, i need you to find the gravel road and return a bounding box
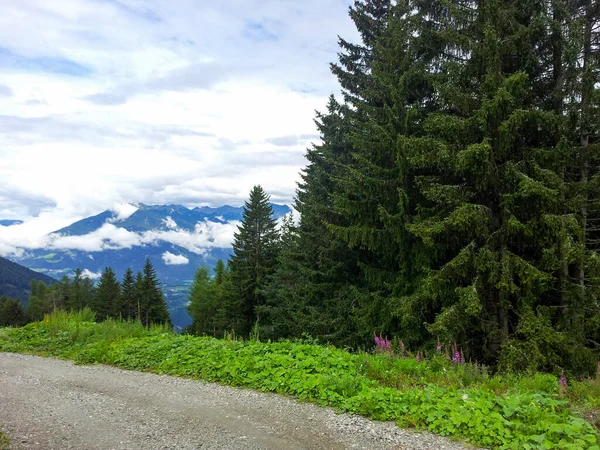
[0,353,478,450]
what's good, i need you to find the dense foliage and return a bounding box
[1,312,599,449]
[188,0,600,378]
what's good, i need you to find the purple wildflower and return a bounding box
[416,352,421,362]
[452,350,461,364]
[401,341,405,353]
[559,370,567,388]
[374,333,391,354]
[436,338,442,353]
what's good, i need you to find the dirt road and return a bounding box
[0,353,475,450]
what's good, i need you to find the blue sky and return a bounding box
[0,0,357,255]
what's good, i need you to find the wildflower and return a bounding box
[559,369,567,388]
[462,394,468,401]
[436,338,442,353]
[373,332,391,354]
[452,344,461,364]
[416,352,421,362]
[401,341,405,353]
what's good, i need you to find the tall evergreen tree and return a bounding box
[187,266,215,335]
[134,271,144,322]
[93,267,121,320]
[26,279,52,322]
[120,268,137,320]
[138,258,171,326]
[229,186,280,336]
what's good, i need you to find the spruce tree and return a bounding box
[134,271,144,322]
[26,280,52,322]
[120,268,136,320]
[0,296,27,327]
[139,258,171,326]
[93,267,121,321]
[229,186,280,336]
[187,266,215,335]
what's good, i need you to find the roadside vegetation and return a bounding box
[0,428,10,450]
[1,310,599,449]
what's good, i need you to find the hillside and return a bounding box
[0,256,56,306]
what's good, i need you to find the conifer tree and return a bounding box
[187,266,214,335]
[26,280,52,322]
[138,258,171,326]
[229,186,280,336]
[0,296,27,327]
[134,271,144,322]
[120,268,136,320]
[93,267,120,320]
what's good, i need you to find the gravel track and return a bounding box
[0,353,478,450]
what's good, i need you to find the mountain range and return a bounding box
[4,203,291,329]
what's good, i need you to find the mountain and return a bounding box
[0,220,23,227]
[7,203,291,329]
[0,256,57,306]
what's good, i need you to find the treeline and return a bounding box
[0,258,171,327]
[188,0,600,376]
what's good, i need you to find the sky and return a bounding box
[0,0,358,255]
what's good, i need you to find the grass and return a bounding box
[1,310,599,450]
[0,429,10,450]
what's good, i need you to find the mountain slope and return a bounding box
[0,256,57,306]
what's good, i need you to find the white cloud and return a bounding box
[0,218,241,257]
[0,0,357,246]
[112,202,138,220]
[81,269,101,280]
[162,216,177,229]
[162,251,189,265]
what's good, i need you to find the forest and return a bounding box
[187,0,600,377]
[0,258,171,328]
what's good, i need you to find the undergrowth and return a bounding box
[0,310,599,450]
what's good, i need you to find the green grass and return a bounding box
[0,429,10,450]
[1,310,599,450]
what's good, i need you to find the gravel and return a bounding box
[0,352,482,450]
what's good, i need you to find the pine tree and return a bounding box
[134,271,144,322]
[120,268,136,320]
[139,258,171,326]
[93,267,121,320]
[187,266,215,335]
[69,268,95,311]
[0,296,27,327]
[229,186,280,336]
[26,280,52,322]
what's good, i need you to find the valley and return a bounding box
[1,203,290,330]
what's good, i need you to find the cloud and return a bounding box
[266,134,320,147]
[0,0,358,244]
[162,216,177,229]
[111,203,138,220]
[81,269,101,280]
[0,218,241,257]
[162,251,189,265]
[0,83,13,97]
[0,47,93,77]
